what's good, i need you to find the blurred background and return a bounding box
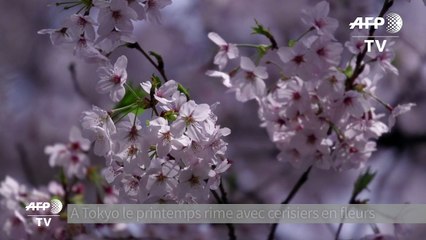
[0,0,425,239]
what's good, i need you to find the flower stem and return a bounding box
[111,102,138,113]
[296,27,314,42]
[126,42,169,82]
[267,165,313,240]
[236,43,268,48]
[124,83,143,100]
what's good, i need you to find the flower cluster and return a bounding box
[38,0,231,204]
[82,77,231,203]
[207,1,414,170]
[38,0,172,61]
[45,127,91,179]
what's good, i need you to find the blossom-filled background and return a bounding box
[0,0,425,239]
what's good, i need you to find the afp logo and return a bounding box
[26,199,63,227]
[349,13,402,53]
[349,12,403,33]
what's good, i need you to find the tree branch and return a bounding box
[267,165,313,240]
[220,181,237,240]
[126,42,169,82]
[68,63,91,104]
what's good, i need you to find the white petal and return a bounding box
[208,32,226,46]
[192,104,211,122]
[254,66,268,79]
[227,44,239,59]
[114,55,128,71]
[206,70,232,88]
[277,47,293,63]
[240,56,256,71]
[140,81,152,94]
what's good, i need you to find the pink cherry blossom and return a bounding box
[97,55,128,102]
[208,32,239,70]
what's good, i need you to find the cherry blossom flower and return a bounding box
[81,105,116,134]
[146,159,179,197]
[37,28,73,46]
[172,100,212,142]
[144,0,172,23]
[388,103,416,128]
[208,32,239,70]
[317,69,346,97]
[301,1,338,37]
[45,127,91,179]
[207,159,231,189]
[233,56,267,102]
[149,117,191,157]
[127,0,146,20]
[72,35,108,62]
[368,42,399,75]
[308,36,343,72]
[141,79,178,104]
[345,30,367,54]
[65,14,97,41]
[205,70,233,88]
[97,55,128,102]
[89,126,114,156]
[97,0,138,37]
[114,113,143,145]
[97,28,136,53]
[338,90,369,118]
[177,165,209,202]
[277,41,313,79]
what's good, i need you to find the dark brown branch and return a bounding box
[16,144,37,185]
[68,63,91,104]
[126,42,169,82]
[219,181,237,240]
[267,166,313,240]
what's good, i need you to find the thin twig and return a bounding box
[334,190,357,240]
[215,180,237,240]
[211,189,223,204]
[16,144,37,185]
[126,42,169,82]
[219,181,230,204]
[267,166,313,240]
[68,63,90,103]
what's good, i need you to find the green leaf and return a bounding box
[112,83,146,121]
[114,84,145,109]
[288,39,297,48]
[251,19,278,49]
[257,45,269,59]
[352,167,376,197]
[342,65,353,78]
[163,110,177,122]
[81,0,92,7]
[178,83,191,100]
